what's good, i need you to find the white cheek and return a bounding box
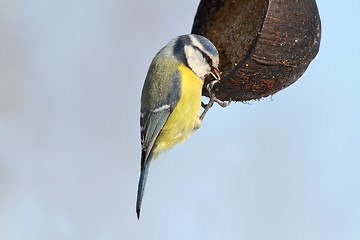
[184,45,210,79]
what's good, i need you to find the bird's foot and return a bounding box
[199,79,231,120]
[206,80,231,107]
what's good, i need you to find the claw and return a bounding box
[213,97,231,107]
[201,101,207,108]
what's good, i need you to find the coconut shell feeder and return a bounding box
[192,0,321,102]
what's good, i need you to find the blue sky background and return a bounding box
[0,0,359,239]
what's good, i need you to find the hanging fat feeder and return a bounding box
[192,0,321,101]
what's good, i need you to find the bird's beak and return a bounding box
[210,67,221,80]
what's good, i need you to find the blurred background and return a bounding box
[0,0,359,239]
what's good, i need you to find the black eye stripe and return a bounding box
[193,46,213,66]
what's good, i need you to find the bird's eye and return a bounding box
[203,54,212,66]
[193,46,213,66]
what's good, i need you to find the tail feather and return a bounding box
[136,151,153,219]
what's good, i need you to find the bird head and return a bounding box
[171,34,220,80]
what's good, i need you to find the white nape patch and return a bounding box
[184,45,210,79]
[152,104,171,113]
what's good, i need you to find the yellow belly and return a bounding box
[152,64,203,157]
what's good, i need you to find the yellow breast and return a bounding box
[153,64,203,156]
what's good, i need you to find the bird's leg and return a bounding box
[199,97,215,121]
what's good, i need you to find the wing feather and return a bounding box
[140,70,181,170]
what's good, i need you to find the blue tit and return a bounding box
[137,34,220,218]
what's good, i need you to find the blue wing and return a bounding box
[137,70,181,218]
[140,70,181,169]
